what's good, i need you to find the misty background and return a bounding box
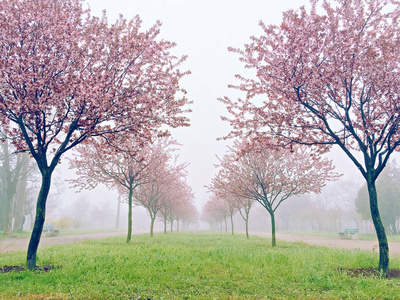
[2,0,400,235]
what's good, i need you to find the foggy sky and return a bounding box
[59,0,366,212]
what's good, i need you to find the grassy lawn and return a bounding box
[1,232,400,299]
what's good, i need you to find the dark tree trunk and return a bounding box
[367,179,389,276]
[126,188,133,243]
[271,212,276,247]
[27,171,52,270]
[170,220,173,232]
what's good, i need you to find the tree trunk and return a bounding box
[271,212,276,247]
[116,198,121,229]
[3,194,13,237]
[230,214,234,235]
[224,216,227,233]
[170,220,173,232]
[367,179,389,276]
[13,153,29,233]
[2,141,22,237]
[126,188,133,243]
[245,213,249,240]
[26,171,52,270]
[163,213,167,234]
[150,216,155,237]
[177,219,180,232]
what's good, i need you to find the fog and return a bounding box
[2,0,400,238]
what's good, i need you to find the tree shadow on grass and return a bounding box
[0,265,55,273]
[341,267,400,279]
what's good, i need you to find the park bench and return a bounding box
[43,224,59,237]
[338,228,359,240]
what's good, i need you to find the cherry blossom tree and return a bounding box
[133,143,189,237]
[208,157,255,239]
[221,0,400,275]
[179,201,199,230]
[209,170,254,238]
[212,141,339,246]
[158,179,194,233]
[173,197,197,232]
[207,190,238,235]
[0,0,190,269]
[69,136,155,243]
[202,196,230,232]
[236,197,254,239]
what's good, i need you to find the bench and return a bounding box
[43,225,59,237]
[338,228,359,240]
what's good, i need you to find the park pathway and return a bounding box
[0,231,133,253]
[251,232,400,257]
[3,230,400,257]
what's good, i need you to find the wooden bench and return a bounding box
[43,225,59,237]
[338,228,359,240]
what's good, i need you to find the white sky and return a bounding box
[77,0,361,211]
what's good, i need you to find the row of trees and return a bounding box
[203,158,400,245]
[0,0,192,269]
[71,138,196,242]
[219,0,400,276]
[0,137,38,236]
[70,137,197,241]
[205,139,339,245]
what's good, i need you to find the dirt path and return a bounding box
[251,232,400,257]
[0,231,132,253]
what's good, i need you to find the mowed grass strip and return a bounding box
[1,232,400,299]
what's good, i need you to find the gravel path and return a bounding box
[251,232,400,257]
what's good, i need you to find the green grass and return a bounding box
[1,232,400,299]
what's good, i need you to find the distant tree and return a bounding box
[179,201,199,230]
[133,144,189,237]
[0,139,25,236]
[158,178,194,234]
[202,196,228,231]
[236,196,254,239]
[356,161,400,235]
[207,190,238,235]
[12,152,31,233]
[69,136,155,243]
[221,0,400,275]
[212,141,339,247]
[208,152,255,239]
[0,136,36,236]
[0,0,190,269]
[174,198,197,231]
